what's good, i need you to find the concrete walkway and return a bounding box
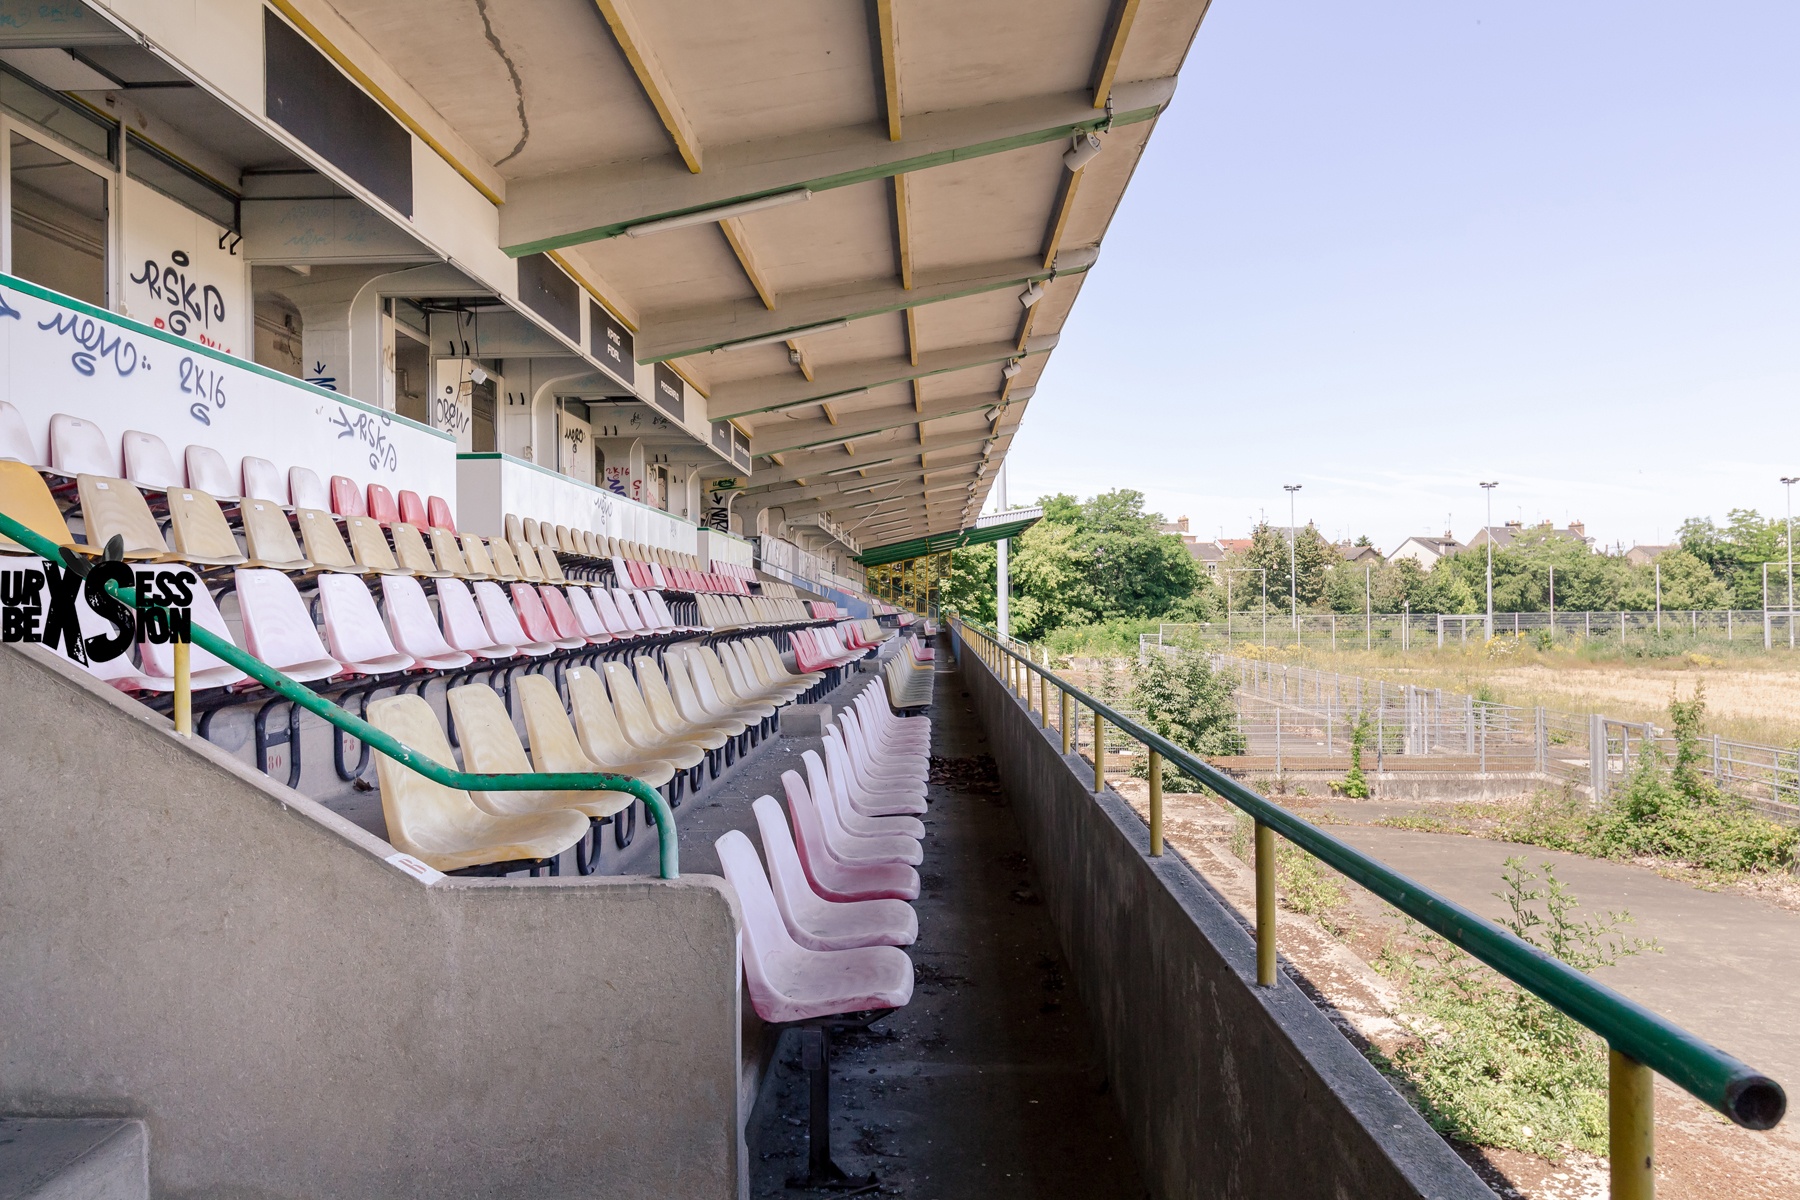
[1323,822,1800,1088]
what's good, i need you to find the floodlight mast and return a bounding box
[1479,482,1499,639]
[1283,485,1302,637]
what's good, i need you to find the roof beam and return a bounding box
[712,335,1054,420]
[592,0,703,173]
[646,249,1093,361]
[874,0,902,140]
[751,429,998,486]
[498,78,1175,256]
[718,217,777,309]
[1090,0,1144,110]
[743,449,987,502]
[749,391,999,457]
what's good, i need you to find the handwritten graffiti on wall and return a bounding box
[603,464,640,502]
[325,407,400,473]
[306,360,338,392]
[431,384,471,436]
[128,250,231,352]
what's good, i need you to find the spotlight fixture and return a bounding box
[1001,360,1022,380]
[470,365,488,385]
[1063,131,1102,172]
[718,320,849,352]
[1019,280,1044,309]
[788,347,802,365]
[624,189,812,238]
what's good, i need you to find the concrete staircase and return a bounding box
[0,1120,147,1200]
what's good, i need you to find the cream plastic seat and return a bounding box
[536,544,566,583]
[488,538,525,582]
[666,647,759,730]
[77,475,173,560]
[121,430,184,491]
[0,401,41,465]
[511,539,545,582]
[240,500,311,571]
[503,513,523,543]
[0,461,76,553]
[346,516,408,575]
[296,508,359,572]
[460,534,497,580]
[521,517,541,545]
[429,527,472,577]
[369,693,587,873]
[449,682,634,821]
[514,674,634,818]
[240,456,286,505]
[184,445,239,500]
[380,575,474,670]
[563,666,681,787]
[165,488,247,566]
[634,655,734,749]
[601,660,708,769]
[288,466,330,512]
[690,644,777,719]
[50,414,116,478]
[725,640,800,702]
[391,522,453,577]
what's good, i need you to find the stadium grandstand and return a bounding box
[0,3,1782,1198]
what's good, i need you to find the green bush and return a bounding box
[1336,716,1371,799]
[1127,650,1244,791]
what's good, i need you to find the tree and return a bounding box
[1232,521,1334,612]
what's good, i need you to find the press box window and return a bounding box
[9,131,108,308]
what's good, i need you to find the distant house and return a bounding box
[1187,540,1226,577]
[1337,541,1383,565]
[1217,538,1252,555]
[1389,534,1464,568]
[1158,516,1191,538]
[1624,544,1671,566]
[1466,520,1592,551]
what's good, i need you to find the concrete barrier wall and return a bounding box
[951,631,1491,1200]
[0,645,744,1200]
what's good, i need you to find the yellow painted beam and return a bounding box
[875,0,903,140]
[821,402,839,426]
[1042,169,1083,270]
[593,0,703,173]
[912,378,924,413]
[1092,0,1144,110]
[788,340,816,382]
[893,173,915,290]
[719,217,778,309]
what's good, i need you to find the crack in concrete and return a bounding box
[473,0,530,166]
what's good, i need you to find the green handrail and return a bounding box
[0,510,678,880]
[955,618,1784,1131]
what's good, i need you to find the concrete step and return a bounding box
[0,1120,147,1200]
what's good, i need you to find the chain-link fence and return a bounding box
[1160,608,1800,652]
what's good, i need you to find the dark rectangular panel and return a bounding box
[263,12,411,216]
[650,362,685,422]
[516,253,578,341]
[712,420,732,456]
[732,426,751,471]
[589,299,634,387]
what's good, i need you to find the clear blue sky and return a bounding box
[1008,0,1800,555]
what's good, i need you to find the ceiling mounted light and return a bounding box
[718,320,849,353]
[1001,360,1022,380]
[1063,131,1103,172]
[624,189,813,238]
[1019,280,1044,309]
[469,365,488,385]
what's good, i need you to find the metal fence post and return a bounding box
[1093,710,1105,795]
[1590,713,1608,801]
[1148,750,1164,856]
[1255,821,1277,986]
[1061,689,1072,755]
[1610,1049,1655,1200]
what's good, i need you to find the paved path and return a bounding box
[1324,822,1800,1087]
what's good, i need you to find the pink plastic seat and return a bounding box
[793,756,920,867]
[608,587,649,635]
[426,494,456,533]
[630,591,670,634]
[823,733,927,819]
[0,402,41,465]
[805,748,926,841]
[855,688,930,746]
[750,795,916,950]
[366,483,399,525]
[716,827,913,1026]
[586,586,635,638]
[50,414,116,477]
[184,445,240,500]
[121,430,184,490]
[288,466,329,511]
[234,568,342,682]
[474,580,551,656]
[536,584,596,647]
[781,770,919,902]
[841,710,927,785]
[133,567,248,691]
[512,582,583,650]
[241,457,286,505]
[317,573,416,676]
[436,578,516,660]
[380,575,475,670]
[329,474,365,518]
[396,489,427,528]
[563,586,613,642]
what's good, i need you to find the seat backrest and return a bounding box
[288,466,329,511]
[601,659,666,749]
[587,586,632,635]
[166,488,243,561]
[426,494,456,533]
[367,693,486,863]
[379,574,463,662]
[516,674,603,775]
[346,516,401,572]
[51,414,116,476]
[397,489,427,528]
[296,508,355,570]
[239,456,286,505]
[447,683,536,781]
[536,544,565,582]
[608,587,646,632]
[183,444,239,499]
[390,522,440,575]
[435,577,507,653]
[563,585,609,639]
[633,654,691,734]
[487,537,524,581]
[511,538,545,581]
[565,665,641,768]
[366,483,399,525]
[521,517,540,545]
[556,525,575,554]
[121,430,184,490]
[472,580,533,645]
[0,400,40,464]
[77,474,167,557]
[0,460,74,551]
[780,768,837,881]
[714,827,805,1017]
[509,581,558,643]
[503,512,523,543]
[328,475,364,517]
[235,567,340,676]
[457,534,495,578]
[537,583,585,641]
[317,571,410,669]
[135,566,243,684]
[750,793,826,934]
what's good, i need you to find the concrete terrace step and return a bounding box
[0,1120,147,1200]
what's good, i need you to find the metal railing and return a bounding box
[953,617,1784,1200]
[0,509,680,879]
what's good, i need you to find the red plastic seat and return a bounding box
[329,475,365,518]
[397,489,428,528]
[366,483,399,525]
[781,770,919,902]
[426,494,456,533]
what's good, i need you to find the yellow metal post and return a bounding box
[1255,821,1277,985]
[1061,689,1072,754]
[1610,1049,1655,1200]
[1093,710,1105,794]
[1148,749,1164,855]
[1039,660,1048,727]
[172,639,193,737]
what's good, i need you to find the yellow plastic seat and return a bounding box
[517,675,638,819]
[368,693,588,873]
[511,539,545,582]
[391,522,453,578]
[429,527,472,577]
[521,517,541,545]
[555,525,575,554]
[563,666,682,786]
[536,544,566,583]
[346,515,406,575]
[666,646,760,729]
[458,533,495,580]
[503,513,524,543]
[77,474,174,560]
[0,460,75,553]
[488,537,524,582]
[296,508,359,573]
[165,487,247,566]
[601,660,709,769]
[447,683,634,820]
[693,643,777,716]
[634,654,733,748]
[241,500,311,571]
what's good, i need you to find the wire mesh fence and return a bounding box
[1159,609,1800,653]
